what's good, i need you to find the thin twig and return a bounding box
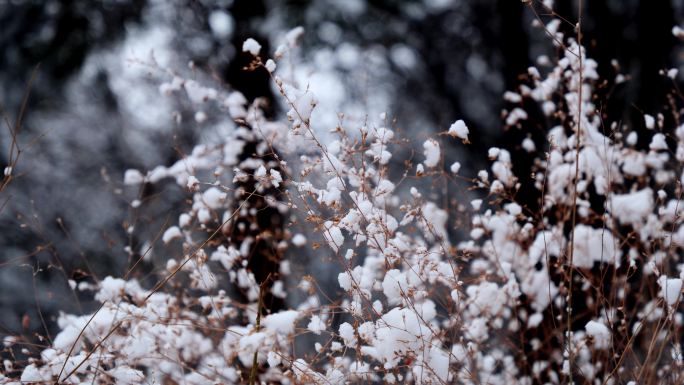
[566,1,583,382]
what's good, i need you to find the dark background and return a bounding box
[1,0,683,352]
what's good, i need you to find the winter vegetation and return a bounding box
[4,1,684,384]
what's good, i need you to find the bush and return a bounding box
[4,10,684,385]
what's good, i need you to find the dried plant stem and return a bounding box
[566,1,583,382]
[249,276,270,385]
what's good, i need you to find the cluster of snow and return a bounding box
[447,119,469,142]
[242,38,262,56]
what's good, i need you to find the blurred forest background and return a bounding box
[1,0,683,350]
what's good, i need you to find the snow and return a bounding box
[423,139,440,168]
[123,169,144,185]
[382,269,408,304]
[644,114,655,129]
[610,188,653,225]
[208,10,233,40]
[488,147,500,159]
[390,44,417,70]
[242,38,262,56]
[307,315,325,335]
[506,108,528,125]
[658,276,683,306]
[146,165,168,183]
[571,225,619,268]
[466,281,504,316]
[292,359,326,383]
[621,152,646,176]
[338,272,352,291]
[626,131,638,146]
[522,138,536,152]
[270,169,283,187]
[292,233,307,246]
[585,320,611,349]
[339,322,355,346]
[202,187,227,209]
[323,221,344,252]
[254,165,267,178]
[197,207,211,223]
[240,332,266,355]
[267,351,281,367]
[673,25,684,38]
[425,348,450,383]
[492,157,515,186]
[657,189,667,200]
[21,364,44,382]
[107,366,145,385]
[53,324,83,352]
[668,68,679,79]
[421,202,448,240]
[465,317,488,342]
[450,161,461,174]
[285,26,305,47]
[162,226,182,244]
[505,202,522,216]
[95,276,127,302]
[184,80,218,104]
[210,246,239,270]
[286,89,317,128]
[186,175,199,190]
[374,306,437,368]
[265,59,277,72]
[262,310,300,334]
[649,133,667,151]
[376,179,395,196]
[194,110,207,123]
[448,119,469,142]
[159,76,183,95]
[527,313,543,328]
[504,91,522,103]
